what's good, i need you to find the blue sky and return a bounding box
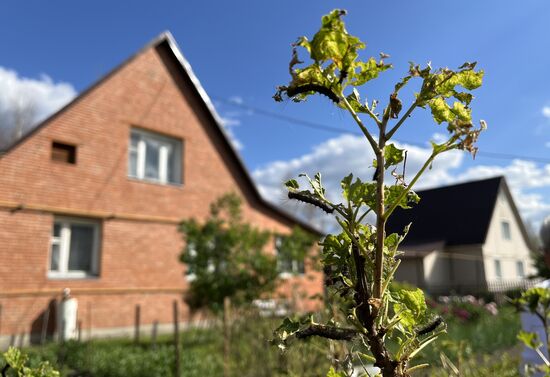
[2,1,550,227]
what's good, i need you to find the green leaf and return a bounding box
[428,97,453,124]
[385,185,420,210]
[394,288,427,329]
[450,102,471,122]
[342,88,369,113]
[326,366,345,377]
[285,179,300,190]
[518,331,542,350]
[517,287,550,313]
[453,92,473,105]
[350,57,392,86]
[275,317,301,341]
[455,69,484,90]
[296,36,311,53]
[384,144,404,168]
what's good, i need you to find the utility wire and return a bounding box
[213,96,550,164]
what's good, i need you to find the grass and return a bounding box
[16,305,521,377]
[418,305,521,364]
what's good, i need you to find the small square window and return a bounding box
[501,221,511,240]
[49,217,101,278]
[51,142,76,164]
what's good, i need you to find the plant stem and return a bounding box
[384,151,438,220]
[385,102,417,140]
[341,95,380,154]
[373,119,386,299]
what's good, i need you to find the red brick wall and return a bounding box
[0,40,323,339]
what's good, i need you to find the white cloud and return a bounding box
[219,110,243,151]
[219,119,243,151]
[253,134,550,227]
[542,106,550,119]
[228,95,244,105]
[218,98,247,151]
[0,66,76,147]
[253,134,463,223]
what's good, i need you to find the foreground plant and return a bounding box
[1,347,59,377]
[515,287,550,376]
[272,10,484,377]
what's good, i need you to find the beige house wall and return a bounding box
[482,189,535,281]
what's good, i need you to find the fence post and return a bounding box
[134,304,141,344]
[173,301,181,377]
[87,302,92,341]
[223,296,231,377]
[0,304,3,342]
[151,320,158,349]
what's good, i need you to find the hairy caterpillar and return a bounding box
[415,316,443,336]
[288,191,334,214]
[286,84,340,104]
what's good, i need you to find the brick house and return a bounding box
[0,32,323,347]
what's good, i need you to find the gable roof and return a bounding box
[0,32,320,235]
[386,176,509,247]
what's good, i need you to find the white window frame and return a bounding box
[48,217,101,279]
[275,236,305,278]
[494,259,502,280]
[128,128,182,185]
[516,260,525,278]
[501,220,511,240]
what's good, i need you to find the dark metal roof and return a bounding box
[386,176,505,247]
[0,32,321,235]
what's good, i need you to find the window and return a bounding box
[128,128,182,185]
[494,259,502,280]
[51,142,76,164]
[275,236,305,276]
[501,220,511,240]
[49,217,100,278]
[516,261,525,278]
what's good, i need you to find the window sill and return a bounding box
[278,272,306,280]
[47,273,99,280]
[128,176,183,188]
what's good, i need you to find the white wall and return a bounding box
[423,246,485,292]
[483,188,535,281]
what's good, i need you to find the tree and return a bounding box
[179,193,277,313]
[0,95,37,150]
[272,10,485,377]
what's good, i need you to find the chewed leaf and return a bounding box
[384,143,404,168]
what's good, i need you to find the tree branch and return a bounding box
[295,324,359,341]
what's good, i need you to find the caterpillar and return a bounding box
[286,84,340,104]
[288,191,334,214]
[416,316,443,336]
[338,69,348,84]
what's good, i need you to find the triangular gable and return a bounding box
[487,178,534,250]
[0,32,320,235]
